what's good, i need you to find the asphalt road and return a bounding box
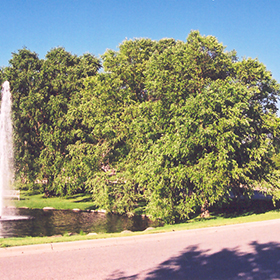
[1,219,280,280]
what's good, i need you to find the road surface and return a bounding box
[1,219,280,279]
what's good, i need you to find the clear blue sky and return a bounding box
[1,0,280,107]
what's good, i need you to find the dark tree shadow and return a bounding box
[212,199,280,219]
[107,241,280,280]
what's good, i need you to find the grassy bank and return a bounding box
[1,191,280,248]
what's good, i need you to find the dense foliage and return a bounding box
[2,31,280,222]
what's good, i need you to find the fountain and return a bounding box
[0,81,14,219]
[0,81,30,239]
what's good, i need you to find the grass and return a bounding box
[1,191,280,248]
[13,191,95,211]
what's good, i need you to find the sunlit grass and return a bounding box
[13,191,95,211]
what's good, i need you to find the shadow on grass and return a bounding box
[65,193,92,202]
[174,199,280,225]
[211,199,280,219]
[107,241,280,280]
[17,197,28,201]
[84,205,97,210]
[73,197,92,203]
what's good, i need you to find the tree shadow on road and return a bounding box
[107,241,280,280]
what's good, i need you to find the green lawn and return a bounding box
[14,191,95,211]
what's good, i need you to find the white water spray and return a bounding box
[0,81,14,218]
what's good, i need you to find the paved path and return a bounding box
[1,219,280,279]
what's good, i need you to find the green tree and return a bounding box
[3,32,280,223]
[66,38,181,213]
[4,48,44,186]
[3,47,101,192]
[129,32,280,222]
[81,32,280,222]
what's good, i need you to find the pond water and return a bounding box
[0,208,161,238]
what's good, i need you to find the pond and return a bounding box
[0,208,161,238]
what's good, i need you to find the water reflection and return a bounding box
[0,208,160,237]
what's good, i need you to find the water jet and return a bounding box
[0,81,14,220]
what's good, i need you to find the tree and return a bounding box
[3,47,101,192]
[66,38,181,213]
[3,32,280,223]
[81,32,280,223]
[128,32,280,222]
[3,48,44,186]
[37,48,101,194]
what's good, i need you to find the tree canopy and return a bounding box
[2,31,280,223]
